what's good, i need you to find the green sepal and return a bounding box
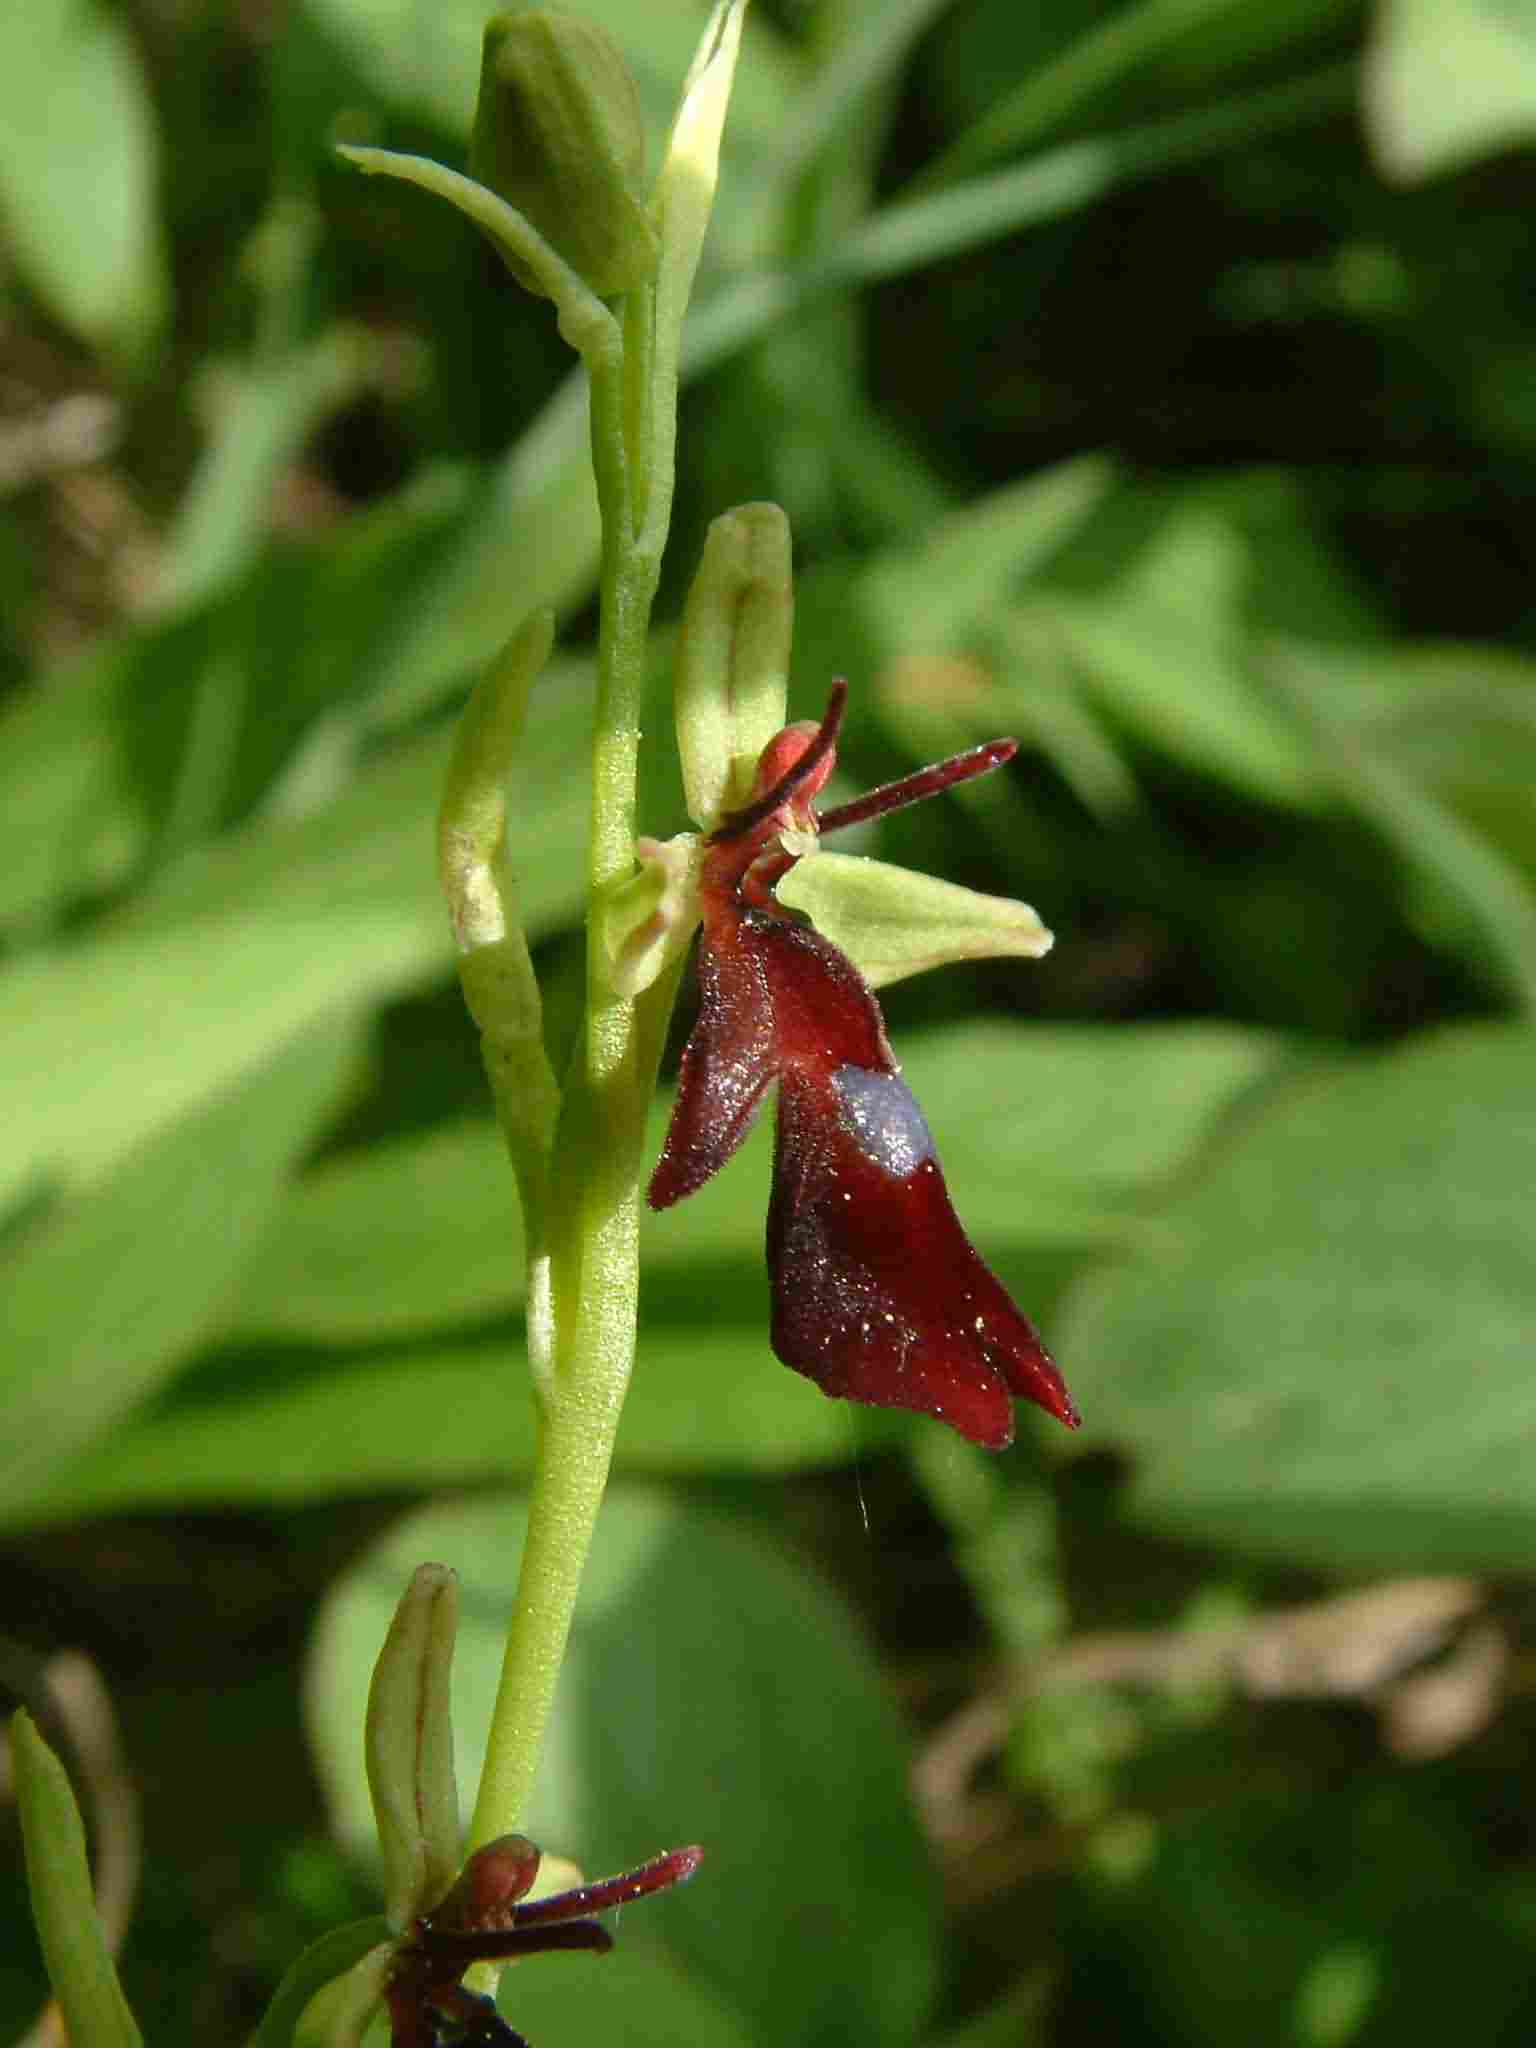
[291,1940,396,2048]
[778,850,1054,989]
[675,504,793,829]
[470,9,658,300]
[364,1564,462,1931]
[601,833,703,997]
[249,1920,393,2048]
[11,1709,143,2048]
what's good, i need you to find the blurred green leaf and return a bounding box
[228,1018,1284,1344]
[1269,642,1536,1012]
[361,376,604,727]
[1063,1023,1536,1570]
[11,1020,1284,1522]
[0,0,167,366]
[1033,471,1383,804]
[927,1975,1050,2048]
[684,61,1356,376]
[0,632,161,934]
[0,673,590,1211]
[1339,641,1536,882]
[852,456,1116,652]
[0,1016,361,1507]
[1064,1770,1536,2047]
[1365,0,1536,182]
[490,1944,756,2048]
[307,1489,939,2046]
[155,328,367,614]
[13,1322,904,1528]
[0,464,478,936]
[926,0,1298,185]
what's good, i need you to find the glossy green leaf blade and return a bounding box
[11,1711,142,2048]
[0,0,167,365]
[308,1491,939,2046]
[1062,1024,1536,1570]
[0,1017,360,1505]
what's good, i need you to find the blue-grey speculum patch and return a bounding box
[832,1065,936,1179]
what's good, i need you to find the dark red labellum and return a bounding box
[648,684,1079,1449]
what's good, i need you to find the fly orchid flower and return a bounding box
[648,681,1080,1450]
[385,1835,704,2048]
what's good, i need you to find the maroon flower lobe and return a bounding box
[648,684,1079,1448]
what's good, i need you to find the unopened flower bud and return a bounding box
[470,9,659,299]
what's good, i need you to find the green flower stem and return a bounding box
[467,337,671,1855]
[465,0,747,1860]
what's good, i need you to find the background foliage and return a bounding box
[3,1,1536,2042]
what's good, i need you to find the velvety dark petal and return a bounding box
[411,1918,616,1967]
[767,1065,1076,1447]
[648,921,777,1208]
[648,684,1078,1444]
